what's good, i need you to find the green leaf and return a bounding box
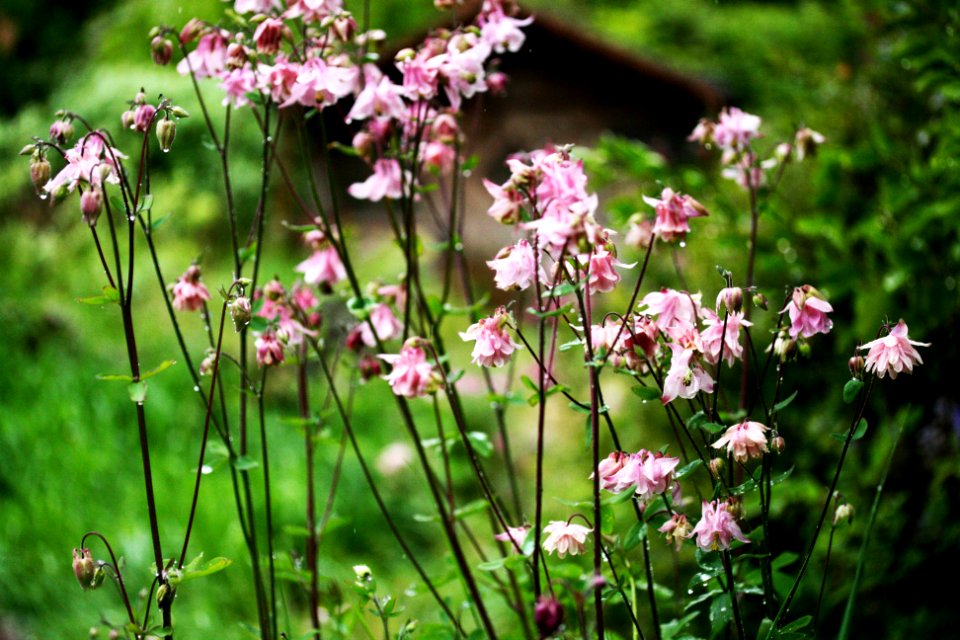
[699,422,727,435]
[150,213,171,230]
[631,385,661,401]
[709,593,733,638]
[136,194,154,213]
[526,304,572,319]
[233,455,259,471]
[238,242,258,266]
[97,372,133,382]
[661,612,699,640]
[830,419,868,442]
[152,627,174,637]
[128,381,148,403]
[687,411,707,430]
[542,282,576,298]
[623,520,647,551]
[695,548,723,576]
[281,220,319,233]
[843,379,864,404]
[173,554,233,585]
[465,432,492,458]
[771,466,795,486]
[676,459,703,480]
[781,616,812,632]
[772,390,798,414]
[141,360,176,380]
[601,503,615,535]
[452,499,488,521]
[77,285,120,305]
[477,557,508,572]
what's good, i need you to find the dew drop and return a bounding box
[204,325,210,332]
[687,589,694,595]
[679,241,687,248]
[162,148,170,154]
[39,193,48,200]
[193,385,200,392]
[201,465,213,475]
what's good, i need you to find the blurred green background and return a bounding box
[1,0,958,638]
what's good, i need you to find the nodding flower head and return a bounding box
[858,320,929,380]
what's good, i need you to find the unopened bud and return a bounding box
[487,71,508,96]
[156,117,176,152]
[180,18,203,44]
[73,548,97,590]
[346,326,365,352]
[170,106,190,119]
[708,457,725,479]
[199,350,216,376]
[226,43,248,70]
[717,287,744,314]
[49,119,74,144]
[156,583,176,608]
[133,103,156,133]
[752,291,768,311]
[798,340,811,358]
[108,630,120,640]
[121,110,136,130]
[359,354,382,381]
[353,564,373,582]
[848,355,864,378]
[725,496,743,520]
[151,36,173,66]
[30,155,51,195]
[19,144,36,156]
[771,434,785,454]
[134,89,147,105]
[772,329,796,361]
[80,187,103,226]
[534,596,564,638]
[89,627,100,637]
[231,296,252,331]
[833,502,854,526]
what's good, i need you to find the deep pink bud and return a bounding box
[254,18,284,55]
[151,36,173,66]
[534,596,564,637]
[133,104,157,133]
[180,18,203,44]
[359,354,382,381]
[80,188,103,226]
[487,71,508,96]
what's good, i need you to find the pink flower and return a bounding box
[486,239,541,291]
[625,216,654,249]
[781,285,833,339]
[700,308,752,367]
[284,0,343,22]
[479,5,533,54]
[483,178,523,223]
[177,31,228,79]
[591,451,629,491]
[280,57,356,109]
[689,500,749,551]
[713,107,762,150]
[235,0,275,13]
[346,69,407,123]
[542,521,590,558]
[858,320,929,380]
[609,450,680,498]
[219,67,258,107]
[643,187,708,242]
[348,159,403,201]
[254,18,285,54]
[721,152,771,190]
[360,303,403,347]
[658,514,692,550]
[171,265,211,312]
[661,344,714,405]
[640,288,702,331]
[440,33,491,110]
[379,342,437,398]
[495,526,528,552]
[133,104,157,133]
[579,247,631,294]
[256,329,285,367]
[459,308,520,367]
[295,247,346,288]
[712,420,769,463]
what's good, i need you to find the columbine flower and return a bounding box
[689,500,749,551]
[713,107,762,150]
[348,158,403,201]
[486,239,541,291]
[700,308,752,367]
[171,265,211,312]
[781,285,833,339]
[609,450,680,498]
[360,303,403,347]
[459,308,520,367]
[658,514,692,550]
[858,320,929,380]
[643,187,708,242]
[640,288,702,331]
[254,18,285,55]
[495,526,528,552]
[379,340,437,398]
[591,451,629,491]
[542,520,590,558]
[661,344,714,404]
[256,329,285,367]
[579,246,631,294]
[712,420,769,463]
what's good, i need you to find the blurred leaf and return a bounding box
[842,378,864,404]
[127,381,148,403]
[632,385,661,401]
[772,390,798,414]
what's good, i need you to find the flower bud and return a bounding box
[752,291,768,311]
[49,119,75,144]
[231,296,252,331]
[133,103,156,133]
[848,355,864,378]
[772,329,796,361]
[108,630,120,640]
[199,350,216,376]
[833,502,854,526]
[121,110,136,130]
[771,434,785,454]
[226,42,248,70]
[156,583,176,609]
[156,117,176,152]
[716,287,743,314]
[346,325,365,352]
[89,626,100,637]
[151,36,173,66]
[30,155,51,195]
[708,457,725,479]
[170,106,190,119]
[73,548,97,590]
[180,18,203,44]
[725,496,743,520]
[487,71,508,96]
[534,596,564,638]
[19,144,37,156]
[80,187,103,226]
[359,353,382,381]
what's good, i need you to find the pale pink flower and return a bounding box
[483,179,523,223]
[235,0,275,13]
[658,514,692,550]
[253,18,285,54]
[609,450,680,498]
[284,0,343,22]
[579,247,631,294]
[49,119,74,144]
[295,247,346,288]
[256,329,285,367]
[858,320,929,380]
[375,442,413,476]
[794,127,826,161]
[721,152,770,190]
[440,33,490,110]
[700,308,752,366]
[420,141,456,174]
[280,57,356,109]
[171,265,211,312]
[542,521,590,558]
[346,70,407,123]
[259,57,300,104]
[486,239,540,291]
[640,289,702,331]
[177,31,229,79]
[459,308,520,367]
[643,187,708,242]
[625,216,654,249]
[712,420,769,463]
[360,303,403,347]
[689,500,750,551]
[713,107,762,150]
[44,135,124,197]
[479,5,533,54]
[688,118,714,145]
[781,285,833,339]
[495,526,528,552]
[219,67,257,107]
[661,344,714,405]
[348,159,403,201]
[379,342,437,398]
[591,451,629,491]
[397,50,443,100]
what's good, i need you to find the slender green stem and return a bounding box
[721,550,745,639]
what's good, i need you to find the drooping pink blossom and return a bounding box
[235,0,275,13]
[591,451,629,491]
[579,246,631,294]
[781,285,833,339]
[483,178,523,223]
[459,308,520,367]
[253,18,285,54]
[255,329,285,367]
[177,31,229,79]
[219,67,258,107]
[661,344,714,405]
[712,107,762,150]
[348,159,403,201]
[360,303,403,347]
[643,187,708,242]
[280,56,356,109]
[700,308,752,366]
[171,265,211,312]
[658,514,692,550]
[542,521,590,558]
[133,103,157,133]
[712,420,769,463]
[495,526,528,552]
[295,246,346,288]
[379,342,437,398]
[486,239,541,291]
[346,68,407,123]
[283,0,343,23]
[689,500,750,551]
[858,320,929,380]
[44,135,125,198]
[609,450,680,498]
[479,4,533,54]
[439,32,491,110]
[640,288,702,331]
